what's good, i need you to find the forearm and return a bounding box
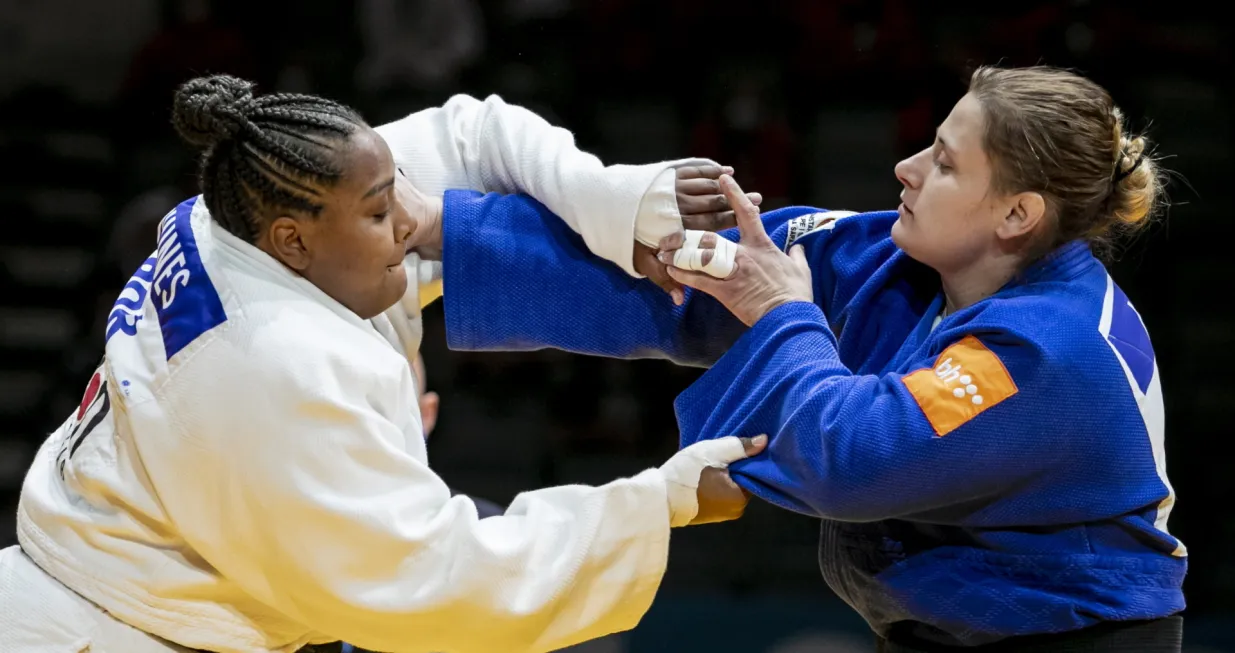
[441,190,743,367]
[222,472,670,653]
[375,93,713,276]
[175,410,671,651]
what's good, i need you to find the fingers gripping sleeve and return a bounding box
[660,436,749,527]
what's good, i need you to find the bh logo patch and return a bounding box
[902,335,1018,436]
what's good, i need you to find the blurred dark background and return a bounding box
[1,0,1231,650]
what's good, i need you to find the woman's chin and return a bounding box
[890,216,908,250]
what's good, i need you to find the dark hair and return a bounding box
[171,75,368,242]
[967,66,1167,260]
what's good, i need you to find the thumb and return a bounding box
[691,434,768,466]
[721,175,770,247]
[649,271,686,306]
[634,242,686,305]
[739,434,769,457]
[789,244,811,272]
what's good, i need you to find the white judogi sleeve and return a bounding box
[151,319,670,653]
[374,94,707,277]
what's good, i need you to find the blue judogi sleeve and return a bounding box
[441,189,843,365]
[444,190,753,366]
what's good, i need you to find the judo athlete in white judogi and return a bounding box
[0,75,766,653]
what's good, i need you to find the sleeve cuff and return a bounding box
[615,157,716,279]
[441,190,483,350]
[633,167,681,250]
[749,300,829,335]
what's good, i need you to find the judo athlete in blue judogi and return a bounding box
[436,66,1186,651]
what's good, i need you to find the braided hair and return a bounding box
[171,75,369,242]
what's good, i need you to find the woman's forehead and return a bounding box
[336,128,396,191]
[939,94,986,155]
[938,93,988,161]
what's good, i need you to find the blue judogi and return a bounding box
[439,190,1185,646]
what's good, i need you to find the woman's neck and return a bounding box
[940,254,1020,314]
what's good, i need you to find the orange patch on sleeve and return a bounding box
[901,335,1018,437]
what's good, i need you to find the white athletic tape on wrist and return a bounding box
[659,436,748,527]
[670,230,737,279]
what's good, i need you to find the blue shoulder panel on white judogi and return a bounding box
[105,197,228,360]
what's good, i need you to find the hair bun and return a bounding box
[171,75,257,149]
[1110,132,1158,226]
[1115,135,1146,177]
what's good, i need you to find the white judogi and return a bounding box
[377,93,694,364]
[4,96,728,653]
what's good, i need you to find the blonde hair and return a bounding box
[967,65,1167,259]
